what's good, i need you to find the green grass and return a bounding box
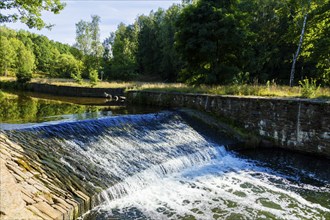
[1,77,329,99]
[133,83,330,99]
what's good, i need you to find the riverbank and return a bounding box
[1,77,329,99]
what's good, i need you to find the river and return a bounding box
[1,91,329,220]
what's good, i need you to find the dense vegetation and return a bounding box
[0,0,329,87]
[0,26,84,82]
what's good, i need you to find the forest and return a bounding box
[0,0,329,86]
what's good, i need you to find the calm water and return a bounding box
[0,90,162,128]
[1,91,329,220]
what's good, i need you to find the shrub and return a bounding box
[299,78,320,98]
[89,69,99,87]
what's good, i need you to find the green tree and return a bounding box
[75,15,103,80]
[32,35,55,73]
[89,69,99,87]
[101,33,114,79]
[0,36,15,76]
[301,0,330,85]
[176,0,249,84]
[53,53,83,81]
[15,42,35,83]
[137,13,162,78]
[158,5,183,81]
[109,23,139,80]
[0,0,65,29]
[75,20,92,55]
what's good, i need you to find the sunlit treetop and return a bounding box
[0,0,65,29]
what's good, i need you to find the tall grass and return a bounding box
[1,76,329,99]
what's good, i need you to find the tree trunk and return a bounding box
[289,10,308,87]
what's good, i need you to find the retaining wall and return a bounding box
[28,83,125,97]
[127,91,330,158]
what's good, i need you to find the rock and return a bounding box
[21,181,39,195]
[53,195,73,210]
[12,173,25,182]
[0,159,38,220]
[22,193,36,205]
[26,205,52,220]
[0,159,25,215]
[6,162,27,179]
[0,147,11,159]
[33,201,62,219]
[52,204,68,216]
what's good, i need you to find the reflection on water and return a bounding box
[0,90,163,126]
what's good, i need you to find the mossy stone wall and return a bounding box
[127,91,330,158]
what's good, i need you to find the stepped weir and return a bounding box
[1,111,329,219]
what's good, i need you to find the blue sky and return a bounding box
[4,0,180,45]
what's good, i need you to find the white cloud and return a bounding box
[3,0,180,45]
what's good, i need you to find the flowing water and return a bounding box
[2,109,330,220]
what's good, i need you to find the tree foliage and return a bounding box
[0,0,65,29]
[0,26,85,82]
[1,0,329,86]
[74,15,104,80]
[176,0,249,84]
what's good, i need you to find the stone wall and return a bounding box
[28,83,125,98]
[127,91,330,158]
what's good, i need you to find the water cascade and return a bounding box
[3,111,329,219]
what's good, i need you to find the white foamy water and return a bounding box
[91,152,330,220]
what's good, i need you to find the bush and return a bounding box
[16,70,32,83]
[299,78,320,98]
[89,69,99,87]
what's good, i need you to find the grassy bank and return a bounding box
[1,77,329,99]
[136,83,330,99]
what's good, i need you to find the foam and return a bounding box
[93,153,330,219]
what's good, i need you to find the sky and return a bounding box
[4,0,181,45]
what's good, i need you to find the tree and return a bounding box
[0,36,15,76]
[89,69,99,87]
[75,20,92,55]
[301,0,330,85]
[101,33,114,79]
[137,13,162,77]
[0,0,65,29]
[109,22,139,80]
[75,15,103,79]
[32,35,55,73]
[15,42,35,83]
[176,0,249,84]
[158,5,183,81]
[289,0,311,87]
[53,54,83,81]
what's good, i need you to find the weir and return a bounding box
[1,111,330,219]
[1,111,230,219]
